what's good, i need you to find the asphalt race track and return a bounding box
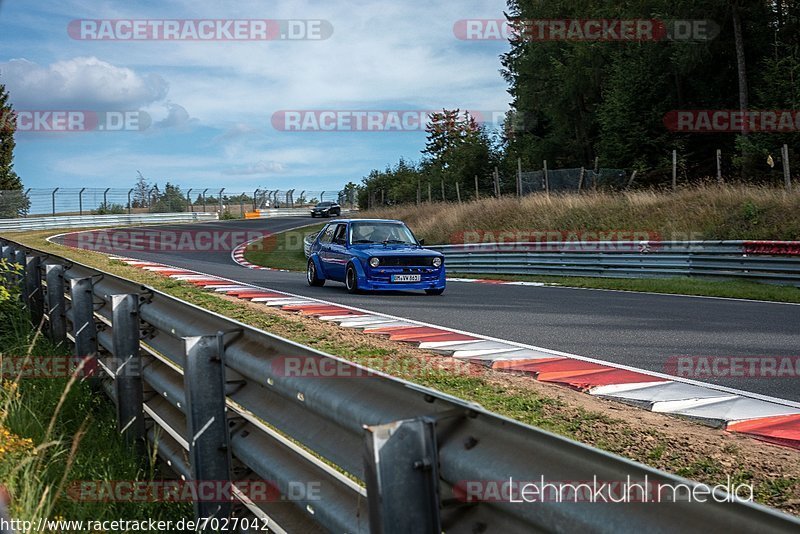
[58,218,800,403]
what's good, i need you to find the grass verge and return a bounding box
[242,223,325,271]
[4,229,799,515]
[0,259,191,526]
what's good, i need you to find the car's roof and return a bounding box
[324,218,403,224]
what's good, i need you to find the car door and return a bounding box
[316,223,336,276]
[326,223,349,281]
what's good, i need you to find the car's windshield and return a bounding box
[316,202,333,207]
[350,222,418,245]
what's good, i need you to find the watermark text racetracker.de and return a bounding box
[268,355,483,379]
[664,110,800,133]
[1,110,149,133]
[65,229,273,254]
[270,110,511,132]
[454,19,719,42]
[450,230,667,252]
[665,356,800,379]
[68,19,333,41]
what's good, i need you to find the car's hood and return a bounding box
[351,244,443,257]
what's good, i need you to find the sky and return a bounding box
[0,0,511,194]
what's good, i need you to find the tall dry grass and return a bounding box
[359,184,800,244]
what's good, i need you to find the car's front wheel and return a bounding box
[345,264,360,294]
[425,288,445,295]
[307,260,325,287]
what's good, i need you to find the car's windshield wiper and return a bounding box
[352,239,374,243]
[382,239,407,245]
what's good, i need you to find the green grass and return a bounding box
[450,272,800,303]
[242,223,325,271]
[0,262,191,525]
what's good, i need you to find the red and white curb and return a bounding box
[111,254,800,450]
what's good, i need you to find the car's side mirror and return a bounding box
[418,239,425,246]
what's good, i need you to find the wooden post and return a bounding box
[626,170,638,189]
[474,175,479,200]
[493,167,500,197]
[672,150,677,190]
[428,182,432,203]
[543,160,549,195]
[783,144,792,193]
[416,180,421,205]
[716,149,722,184]
[517,158,522,197]
[441,180,445,201]
[593,156,599,173]
[578,167,585,191]
[456,182,461,203]
[381,189,385,205]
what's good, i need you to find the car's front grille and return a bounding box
[376,256,438,267]
[369,266,441,283]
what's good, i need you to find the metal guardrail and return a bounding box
[0,212,219,232]
[2,237,799,533]
[427,240,800,286]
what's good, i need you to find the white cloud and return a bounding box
[224,160,286,175]
[1,56,169,109]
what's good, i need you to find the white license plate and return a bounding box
[391,274,421,283]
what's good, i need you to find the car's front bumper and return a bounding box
[358,266,446,291]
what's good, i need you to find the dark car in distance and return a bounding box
[310,201,341,218]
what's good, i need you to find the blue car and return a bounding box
[306,219,446,295]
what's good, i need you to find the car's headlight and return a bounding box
[369,257,380,268]
[432,257,442,268]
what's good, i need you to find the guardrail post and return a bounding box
[183,334,232,524]
[364,417,441,534]
[111,294,145,451]
[13,249,26,293]
[1,245,13,283]
[24,255,44,327]
[45,265,67,346]
[70,277,98,365]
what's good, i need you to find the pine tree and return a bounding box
[0,80,29,217]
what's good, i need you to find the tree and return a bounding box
[0,80,29,217]
[152,182,186,213]
[132,171,150,208]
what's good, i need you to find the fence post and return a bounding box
[111,294,146,452]
[783,144,792,193]
[183,334,233,523]
[24,255,44,328]
[52,187,59,216]
[45,264,67,347]
[70,277,98,367]
[517,157,522,197]
[220,188,226,213]
[543,160,549,195]
[202,189,208,211]
[578,167,585,191]
[127,189,133,214]
[441,180,445,201]
[626,170,638,189]
[716,149,722,184]
[427,183,431,203]
[475,175,479,200]
[672,150,677,190]
[416,180,421,206]
[103,188,110,209]
[79,187,86,216]
[456,182,461,203]
[493,167,500,197]
[364,417,441,534]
